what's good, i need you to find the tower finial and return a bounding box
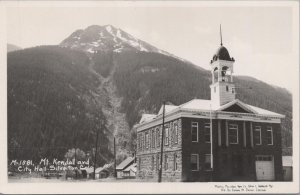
[220,24,223,46]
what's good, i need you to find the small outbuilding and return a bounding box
[116,157,135,179]
[282,156,292,181]
[123,163,137,178]
[96,163,113,179]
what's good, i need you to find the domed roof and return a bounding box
[211,45,235,63]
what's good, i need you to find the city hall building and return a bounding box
[135,40,285,182]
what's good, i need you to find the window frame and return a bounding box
[164,154,168,170]
[174,122,178,144]
[190,154,199,171]
[151,155,154,171]
[255,155,273,161]
[145,131,149,149]
[139,133,142,149]
[228,124,239,144]
[204,154,212,171]
[173,153,177,171]
[151,129,155,148]
[156,128,160,148]
[141,133,144,150]
[254,126,262,145]
[165,125,169,146]
[156,154,160,171]
[204,123,211,143]
[191,122,199,142]
[266,126,273,145]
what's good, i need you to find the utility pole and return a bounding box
[93,121,100,180]
[114,137,117,178]
[158,101,165,183]
[210,104,213,181]
[74,147,77,179]
[74,124,78,179]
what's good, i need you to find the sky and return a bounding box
[5,1,299,92]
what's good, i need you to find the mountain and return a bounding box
[7,46,113,164]
[7,25,293,166]
[60,25,170,55]
[7,43,22,52]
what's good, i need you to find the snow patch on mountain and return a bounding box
[59,25,193,64]
[60,25,172,56]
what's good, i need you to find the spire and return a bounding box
[220,24,223,46]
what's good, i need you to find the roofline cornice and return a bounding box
[135,108,284,131]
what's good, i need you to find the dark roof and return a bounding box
[211,45,235,63]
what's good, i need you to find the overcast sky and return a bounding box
[6,1,299,92]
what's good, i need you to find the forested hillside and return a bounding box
[8,46,112,165]
[235,76,292,151]
[111,51,293,153]
[7,25,293,166]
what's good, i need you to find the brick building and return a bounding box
[135,37,285,182]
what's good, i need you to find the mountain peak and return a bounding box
[60,24,169,55]
[84,24,117,32]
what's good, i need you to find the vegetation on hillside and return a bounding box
[7,46,293,166]
[112,51,293,153]
[8,46,112,165]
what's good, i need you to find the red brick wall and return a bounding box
[181,117,283,181]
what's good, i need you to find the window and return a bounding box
[165,126,169,145]
[254,126,262,145]
[151,156,154,171]
[204,123,211,143]
[174,122,178,144]
[226,85,229,92]
[156,128,160,147]
[138,134,140,149]
[191,154,199,171]
[156,154,160,171]
[228,124,238,144]
[191,122,198,142]
[141,133,144,150]
[205,154,211,170]
[140,133,143,149]
[255,155,273,161]
[141,134,143,149]
[164,154,168,170]
[152,129,155,148]
[266,126,273,145]
[173,153,177,171]
[145,132,149,148]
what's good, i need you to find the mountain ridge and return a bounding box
[60,24,193,65]
[60,25,169,54]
